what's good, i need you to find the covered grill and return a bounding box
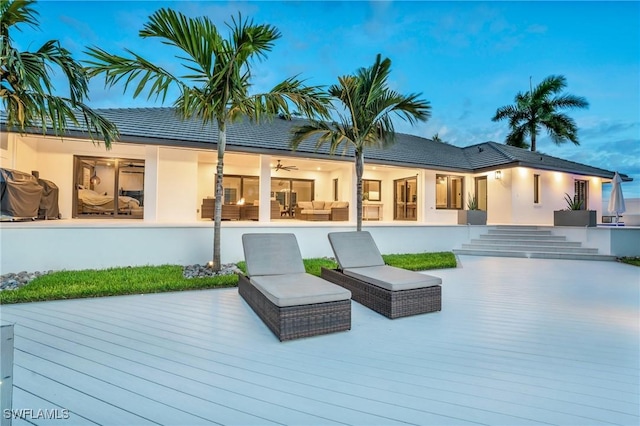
[1,168,59,220]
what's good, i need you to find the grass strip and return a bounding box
[619,257,640,267]
[238,252,456,276]
[383,252,457,271]
[0,265,237,305]
[1,252,456,304]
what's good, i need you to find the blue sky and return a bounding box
[18,0,640,198]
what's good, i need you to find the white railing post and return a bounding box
[1,322,14,426]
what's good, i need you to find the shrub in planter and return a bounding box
[553,193,596,227]
[458,193,487,225]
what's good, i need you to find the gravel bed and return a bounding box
[0,270,53,291]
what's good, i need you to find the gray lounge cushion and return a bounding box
[343,265,442,291]
[328,231,385,269]
[250,273,351,307]
[242,233,305,276]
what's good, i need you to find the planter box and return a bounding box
[553,210,596,227]
[458,210,487,225]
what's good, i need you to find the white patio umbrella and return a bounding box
[608,172,626,226]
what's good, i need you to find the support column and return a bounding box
[143,145,159,222]
[259,155,272,222]
[350,162,358,222]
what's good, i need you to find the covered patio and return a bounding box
[1,255,638,425]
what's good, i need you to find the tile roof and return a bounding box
[2,107,629,180]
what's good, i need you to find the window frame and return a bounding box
[435,174,464,210]
[218,174,259,204]
[362,179,381,201]
[73,156,145,219]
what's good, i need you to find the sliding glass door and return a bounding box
[74,156,144,218]
[271,178,314,217]
[394,176,417,220]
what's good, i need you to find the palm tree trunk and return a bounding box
[355,149,364,232]
[530,123,537,152]
[213,119,226,272]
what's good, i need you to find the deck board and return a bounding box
[1,256,638,425]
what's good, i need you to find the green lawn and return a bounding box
[1,252,456,304]
[0,265,237,305]
[619,257,640,267]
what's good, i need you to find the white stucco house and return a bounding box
[1,108,636,273]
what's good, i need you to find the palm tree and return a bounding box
[492,75,588,152]
[85,9,329,271]
[0,0,118,146]
[291,54,431,231]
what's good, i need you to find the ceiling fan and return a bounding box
[273,160,298,172]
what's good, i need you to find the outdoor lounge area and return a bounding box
[1,256,638,425]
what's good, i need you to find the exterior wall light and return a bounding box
[495,170,502,180]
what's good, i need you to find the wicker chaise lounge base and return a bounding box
[238,274,351,341]
[321,268,441,319]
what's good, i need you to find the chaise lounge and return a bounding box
[239,233,352,341]
[321,231,442,319]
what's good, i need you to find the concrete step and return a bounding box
[487,228,553,236]
[494,225,541,230]
[456,225,614,261]
[469,238,582,247]
[453,248,616,262]
[479,234,567,241]
[471,238,582,247]
[462,243,599,254]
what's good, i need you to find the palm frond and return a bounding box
[550,93,589,110]
[1,1,117,147]
[493,74,587,150]
[0,0,38,39]
[505,124,530,149]
[543,112,580,145]
[140,8,220,80]
[532,75,566,98]
[229,13,281,63]
[290,121,352,155]
[85,46,181,103]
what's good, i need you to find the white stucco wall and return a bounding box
[156,147,198,222]
[484,167,605,226]
[488,168,513,224]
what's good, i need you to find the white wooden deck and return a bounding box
[1,256,638,426]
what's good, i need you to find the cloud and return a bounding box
[58,15,99,48]
[458,98,472,121]
[527,24,547,34]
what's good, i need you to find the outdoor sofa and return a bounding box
[295,201,349,221]
[321,231,442,319]
[239,233,352,341]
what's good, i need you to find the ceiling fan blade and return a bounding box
[274,160,297,171]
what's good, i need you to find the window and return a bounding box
[219,175,259,204]
[74,156,144,218]
[363,179,381,201]
[271,178,314,216]
[436,174,463,209]
[574,179,588,210]
[533,174,541,204]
